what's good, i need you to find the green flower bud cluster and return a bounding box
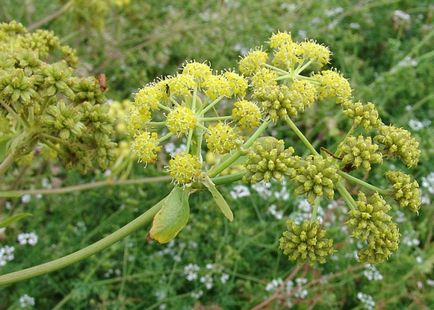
[294,155,341,204]
[279,220,334,264]
[342,101,382,130]
[244,137,297,183]
[0,21,115,173]
[375,125,420,167]
[385,171,421,213]
[347,192,400,264]
[337,135,383,171]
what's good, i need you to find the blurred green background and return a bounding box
[0,0,433,309]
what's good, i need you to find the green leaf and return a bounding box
[0,213,32,228]
[0,134,12,161]
[203,176,234,222]
[149,187,190,244]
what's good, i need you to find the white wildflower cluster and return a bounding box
[251,182,272,199]
[363,264,383,281]
[408,119,430,131]
[230,185,251,199]
[402,231,420,247]
[394,210,406,223]
[191,290,203,299]
[19,294,35,308]
[267,204,284,220]
[164,142,187,156]
[289,199,325,224]
[104,268,121,278]
[183,262,230,291]
[17,232,38,246]
[265,278,283,292]
[325,7,344,17]
[357,292,375,310]
[421,172,434,194]
[0,246,15,266]
[293,278,308,299]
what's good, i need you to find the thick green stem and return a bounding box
[207,119,270,177]
[336,182,357,210]
[200,116,232,122]
[264,63,289,75]
[158,132,172,143]
[201,96,223,115]
[338,171,389,195]
[0,201,164,286]
[212,171,246,185]
[284,116,319,155]
[335,123,355,157]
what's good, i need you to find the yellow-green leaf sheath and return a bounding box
[149,187,190,243]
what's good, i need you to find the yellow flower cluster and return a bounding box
[313,70,352,104]
[131,131,160,164]
[169,152,201,184]
[205,123,240,154]
[166,106,197,136]
[231,100,262,129]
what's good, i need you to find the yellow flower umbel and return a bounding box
[202,74,232,100]
[168,152,201,184]
[279,220,334,265]
[134,84,165,110]
[298,40,331,70]
[343,101,381,130]
[205,123,240,154]
[269,31,293,49]
[238,49,268,76]
[251,68,278,89]
[223,71,248,97]
[166,106,197,136]
[131,131,160,164]
[313,70,352,104]
[358,223,400,264]
[294,155,341,204]
[231,100,262,129]
[386,171,421,213]
[182,61,212,86]
[337,135,383,171]
[166,74,196,98]
[271,42,301,70]
[375,125,420,167]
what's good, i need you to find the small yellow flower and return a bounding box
[166,74,196,97]
[271,42,301,70]
[127,105,152,133]
[134,84,165,110]
[131,131,160,164]
[298,40,331,69]
[205,123,240,154]
[313,70,352,104]
[169,152,201,184]
[182,61,212,86]
[269,31,293,49]
[239,49,268,76]
[290,80,317,110]
[166,106,197,136]
[386,171,421,213]
[231,100,262,129]
[251,68,278,90]
[223,71,248,97]
[202,74,232,100]
[343,101,381,130]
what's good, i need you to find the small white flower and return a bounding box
[104,169,112,177]
[17,232,38,246]
[421,172,434,194]
[21,194,31,204]
[295,278,307,286]
[408,119,425,131]
[230,185,250,199]
[0,245,15,266]
[184,264,200,281]
[294,288,308,299]
[200,274,214,290]
[267,204,284,220]
[251,182,272,199]
[298,199,311,212]
[220,273,230,284]
[357,292,375,310]
[393,10,411,22]
[363,264,383,281]
[426,279,434,287]
[191,290,203,299]
[19,294,35,308]
[265,278,282,292]
[325,7,344,17]
[416,256,423,263]
[349,22,361,29]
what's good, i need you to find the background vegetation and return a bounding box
[0,0,433,309]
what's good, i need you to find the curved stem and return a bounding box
[335,122,355,157]
[201,96,223,115]
[0,176,172,198]
[336,182,357,210]
[338,171,389,195]
[284,116,319,155]
[0,200,164,286]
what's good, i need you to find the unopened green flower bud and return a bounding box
[343,101,381,130]
[358,222,400,264]
[279,220,334,264]
[375,125,420,167]
[244,137,297,183]
[337,135,382,171]
[385,171,421,213]
[294,155,340,204]
[347,192,392,241]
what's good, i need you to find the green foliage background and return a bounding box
[0,0,433,309]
